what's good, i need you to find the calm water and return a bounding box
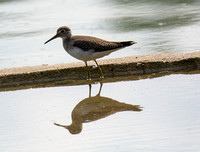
[0,73,200,152]
[0,0,200,69]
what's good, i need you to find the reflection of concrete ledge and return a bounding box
[0,52,200,90]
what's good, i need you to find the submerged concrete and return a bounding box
[0,52,200,90]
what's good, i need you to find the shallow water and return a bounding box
[0,0,200,69]
[0,73,200,152]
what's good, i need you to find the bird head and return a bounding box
[44,26,72,44]
[54,122,82,135]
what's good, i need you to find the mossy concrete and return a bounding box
[0,52,200,90]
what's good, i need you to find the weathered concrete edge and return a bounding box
[0,51,200,89]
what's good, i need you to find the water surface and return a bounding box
[0,73,200,152]
[0,0,200,68]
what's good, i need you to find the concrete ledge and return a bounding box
[0,51,200,90]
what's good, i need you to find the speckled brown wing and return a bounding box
[72,35,133,52]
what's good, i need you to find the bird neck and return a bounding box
[62,37,71,51]
[62,37,71,44]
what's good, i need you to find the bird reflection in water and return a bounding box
[54,81,142,134]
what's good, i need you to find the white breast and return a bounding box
[64,46,119,62]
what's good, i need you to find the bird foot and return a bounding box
[87,78,92,81]
[100,76,104,79]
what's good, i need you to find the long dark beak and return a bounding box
[54,123,68,128]
[44,34,59,44]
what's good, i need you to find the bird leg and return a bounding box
[85,61,91,80]
[94,60,104,79]
[88,82,92,97]
[97,80,103,96]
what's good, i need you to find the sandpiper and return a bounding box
[44,26,136,79]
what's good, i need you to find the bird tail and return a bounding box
[121,41,137,47]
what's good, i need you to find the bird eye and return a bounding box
[61,30,65,33]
